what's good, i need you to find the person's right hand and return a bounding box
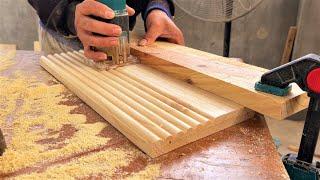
[75,0,134,61]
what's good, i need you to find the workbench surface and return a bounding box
[0,51,288,179]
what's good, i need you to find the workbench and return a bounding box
[0,50,289,179]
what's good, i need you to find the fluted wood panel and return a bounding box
[40,51,253,157]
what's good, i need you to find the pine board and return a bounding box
[40,51,253,157]
[0,44,16,52]
[34,41,41,52]
[130,41,309,120]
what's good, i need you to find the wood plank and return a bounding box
[0,44,16,71]
[130,41,309,120]
[40,52,253,157]
[281,26,297,65]
[34,41,41,52]
[0,44,16,52]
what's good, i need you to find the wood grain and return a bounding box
[40,52,253,157]
[130,41,309,120]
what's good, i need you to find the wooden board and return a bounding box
[130,41,309,120]
[40,51,253,157]
[0,44,16,52]
[281,26,297,65]
[33,41,41,52]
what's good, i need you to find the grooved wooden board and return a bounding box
[130,41,309,120]
[40,51,253,157]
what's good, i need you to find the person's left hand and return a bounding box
[139,10,185,46]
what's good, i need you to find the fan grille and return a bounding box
[173,0,264,22]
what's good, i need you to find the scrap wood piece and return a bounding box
[34,41,41,52]
[130,41,309,120]
[0,44,16,52]
[280,26,297,65]
[40,51,253,157]
[0,46,16,72]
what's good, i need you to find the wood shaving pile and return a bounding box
[18,149,130,179]
[0,52,160,179]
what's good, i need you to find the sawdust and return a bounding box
[0,53,161,179]
[0,73,109,173]
[18,149,130,179]
[0,50,16,72]
[126,164,161,180]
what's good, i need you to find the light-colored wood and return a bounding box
[281,26,297,65]
[130,41,309,120]
[40,52,253,157]
[62,53,188,133]
[0,44,16,70]
[33,41,41,52]
[69,54,194,131]
[0,44,16,51]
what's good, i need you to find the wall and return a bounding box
[231,0,299,68]
[173,7,225,56]
[0,0,38,50]
[293,0,320,58]
[173,0,300,69]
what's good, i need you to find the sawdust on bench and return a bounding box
[0,50,16,72]
[125,164,161,180]
[0,53,160,179]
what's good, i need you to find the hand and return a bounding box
[139,10,184,46]
[75,0,135,61]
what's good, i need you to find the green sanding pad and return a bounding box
[255,81,292,97]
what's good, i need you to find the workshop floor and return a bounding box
[266,110,320,161]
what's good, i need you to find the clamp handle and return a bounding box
[261,54,320,165]
[297,68,320,163]
[261,54,320,92]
